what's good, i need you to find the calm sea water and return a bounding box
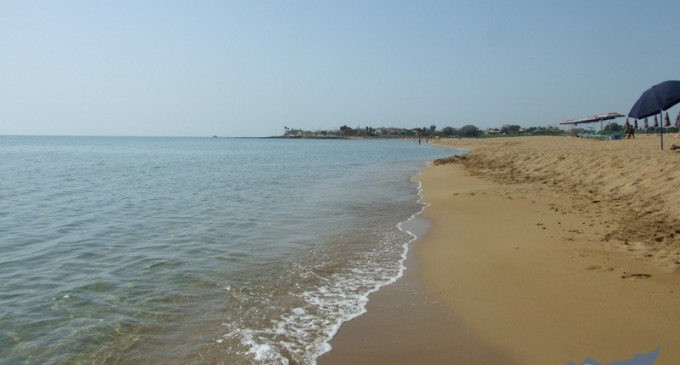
[0,136,458,365]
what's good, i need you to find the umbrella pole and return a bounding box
[660,111,664,150]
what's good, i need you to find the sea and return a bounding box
[0,136,460,365]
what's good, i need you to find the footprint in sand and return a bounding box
[620,272,652,279]
[586,265,616,272]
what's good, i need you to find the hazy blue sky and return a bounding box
[2,0,680,137]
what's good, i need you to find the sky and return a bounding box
[2,0,680,137]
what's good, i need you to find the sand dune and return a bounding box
[420,135,680,364]
[434,135,680,270]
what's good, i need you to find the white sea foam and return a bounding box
[232,178,435,365]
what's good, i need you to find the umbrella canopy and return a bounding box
[628,80,680,119]
[665,112,671,127]
[629,80,680,150]
[594,112,625,121]
[559,113,623,127]
[560,112,624,137]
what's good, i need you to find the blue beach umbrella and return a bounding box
[665,112,671,127]
[629,80,680,119]
[629,80,680,149]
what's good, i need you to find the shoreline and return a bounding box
[319,215,515,365]
[321,136,680,364]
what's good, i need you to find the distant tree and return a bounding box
[361,126,376,136]
[459,124,481,137]
[442,127,455,137]
[430,124,436,135]
[339,125,357,136]
[500,124,521,135]
[528,126,567,136]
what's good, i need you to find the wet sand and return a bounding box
[321,135,680,365]
[319,217,514,365]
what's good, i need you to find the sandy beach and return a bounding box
[321,135,680,365]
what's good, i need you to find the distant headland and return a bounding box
[271,124,567,139]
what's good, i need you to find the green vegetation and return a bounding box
[459,125,481,137]
[280,123,567,138]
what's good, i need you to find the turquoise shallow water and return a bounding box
[0,136,459,364]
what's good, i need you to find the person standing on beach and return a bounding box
[624,120,635,139]
[628,123,635,139]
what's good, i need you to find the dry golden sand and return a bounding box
[321,135,680,365]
